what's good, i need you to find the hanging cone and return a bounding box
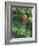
[23,15,29,24]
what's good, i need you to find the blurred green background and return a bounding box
[11,7,32,38]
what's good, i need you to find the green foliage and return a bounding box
[11,7,32,16]
[11,7,32,38]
